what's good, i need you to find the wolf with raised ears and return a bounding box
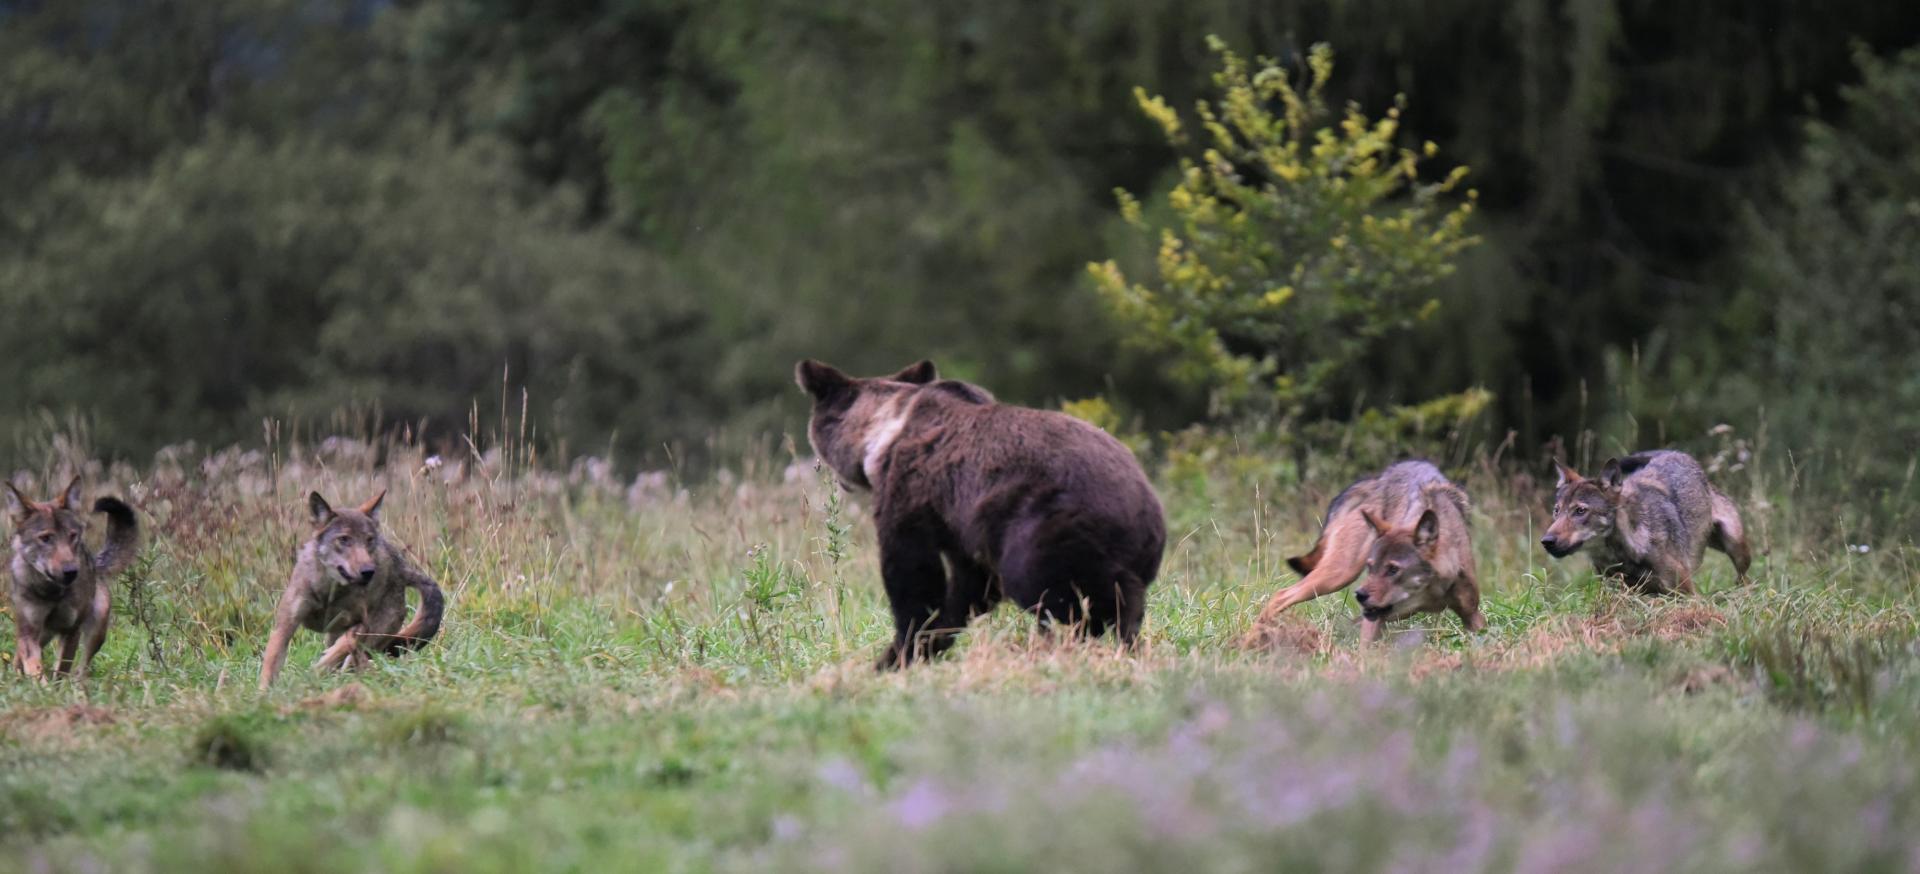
[258,489,444,689]
[1247,460,1484,646]
[1543,450,1750,594]
[7,477,139,680]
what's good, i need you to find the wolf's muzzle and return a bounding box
[1540,536,1577,558]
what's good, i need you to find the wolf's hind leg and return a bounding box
[1655,555,1696,595]
[1246,512,1371,642]
[1707,490,1751,583]
[54,632,80,677]
[315,627,363,672]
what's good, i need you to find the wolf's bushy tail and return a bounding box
[1706,488,1752,582]
[1286,537,1326,576]
[381,576,445,655]
[91,497,139,579]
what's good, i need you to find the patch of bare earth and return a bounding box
[1241,617,1330,657]
[1676,664,1745,695]
[1276,599,1735,682]
[288,682,373,714]
[1580,601,1729,643]
[1,704,116,743]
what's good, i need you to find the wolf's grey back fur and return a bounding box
[1329,460,1470,531]
[1605,450,1714,571]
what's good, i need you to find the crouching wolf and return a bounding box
[1543,450,1750,594]
[1247,461,1484,645]
[796,359,1166,669]
[7,478,139,680]
[258,490,444,689]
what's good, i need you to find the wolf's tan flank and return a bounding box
[1248,460,1483,644]
[258,490,444,689]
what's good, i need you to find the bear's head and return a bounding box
[795,359,992,492]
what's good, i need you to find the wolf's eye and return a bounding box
[36,532,53,545]
[1572,507,1587,518]
[1385,563,1401,577]
[336,535,352,547]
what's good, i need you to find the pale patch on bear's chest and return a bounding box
[861,396,915,487]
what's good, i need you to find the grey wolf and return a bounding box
[1247,460,1483,644]
[258,490,444,689]
[1542,450,1750,593]
[7,477,138,680]
[796,359,1166,669]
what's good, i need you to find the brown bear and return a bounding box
[796,359,1166,669]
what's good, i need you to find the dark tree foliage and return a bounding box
[0,0,1915,473]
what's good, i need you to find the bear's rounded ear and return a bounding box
[308,491,335,526]
[795,360,853,401]
[1551,458,1582,488]
[889,360,938,384]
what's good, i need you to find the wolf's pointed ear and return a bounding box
[889,360,937,384]
[795,360,853,401]
[1360,508,1391,536]
[59,476,83,511]
[358,489,386,520]
[1599,457,1626,490]
[308,492,335,526]
[5,481,30,522]
[1413,509,1440,549]
[1552,459,1582,488]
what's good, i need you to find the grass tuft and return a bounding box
[0,428,1914,869]
[190,714,269,772]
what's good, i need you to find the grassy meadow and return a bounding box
[2,426,1919,872]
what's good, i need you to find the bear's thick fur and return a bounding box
[796,359,1166,669]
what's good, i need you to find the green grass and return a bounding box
[2,436,1918,872]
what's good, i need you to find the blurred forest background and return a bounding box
[1,1,1917,492]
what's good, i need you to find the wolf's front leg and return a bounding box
[16,632,46,681]
[258,603,303,690]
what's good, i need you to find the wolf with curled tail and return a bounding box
[7,477,140,680]
[258,490,444,689]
